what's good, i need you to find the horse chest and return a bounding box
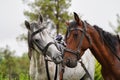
[63,51,95,80]
[63,63,86,80]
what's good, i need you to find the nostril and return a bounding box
[53,57,56,61]
[65,58,77,68]
[66,59,70,64]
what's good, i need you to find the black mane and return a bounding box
[93,25,119,54]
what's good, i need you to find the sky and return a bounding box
[0,0,120,56]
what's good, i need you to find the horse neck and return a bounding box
[88,26,115,67]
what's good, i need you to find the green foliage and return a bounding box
[0,46,30,80]
[94,60,103,80]
[16,33,27,42]
[115,14,120,33]
[110,14,120,33]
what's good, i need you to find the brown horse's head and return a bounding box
[63,12,91,68]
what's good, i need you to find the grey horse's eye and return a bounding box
[35,39,39,42]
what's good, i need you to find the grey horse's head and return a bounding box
[25,15,62,64]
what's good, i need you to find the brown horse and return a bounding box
[63,12,120,80]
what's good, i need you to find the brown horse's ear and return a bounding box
[73,12,82,25]
[25,20,31,30]
[65,22,70,27]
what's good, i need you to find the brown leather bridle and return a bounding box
[64,21,92,60]
[63,21,93,80]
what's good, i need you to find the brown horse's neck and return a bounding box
[88,26,117,67]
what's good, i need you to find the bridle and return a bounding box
[64,21,120,62]
[31,26,58,54]
[64,21,93,80]
[64,21,92,59]
[29,25,60,80]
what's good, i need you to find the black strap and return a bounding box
[43,42,56,54]
[64,21,93,80]
[33,41,59,80]
[31,26,46,38]
[44,56,51,80]
[79,60,93,80]
[54,64,58,80]
[30,26,60,80]
[33,39,44,52]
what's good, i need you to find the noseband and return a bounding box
[64,21,92,59]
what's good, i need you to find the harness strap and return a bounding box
[65,21,92,59]
[77,27,86,59]
[64,21,93,80]
[43,42,56,54]
[33,40,44,52]
[54,64,58,80]
[31,26,46,38]
[77,22,92,55]
[30,26,61,80]
[34,41,59,80]
[33,42,59,80]
[79,59,93,80]
[44,56,51,80]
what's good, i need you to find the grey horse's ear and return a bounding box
[73,12,82,25]
[38,14,43,24]
[25,20,30,30]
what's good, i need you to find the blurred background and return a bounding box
[0,0,120,80]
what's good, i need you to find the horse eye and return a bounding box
[35,39,39,42]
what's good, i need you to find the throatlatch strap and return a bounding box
[79,59,93,80]
[44,56,51,80]
[54,64,58,80]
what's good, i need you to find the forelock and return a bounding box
[69,21,78,28]
[30,22,39,31]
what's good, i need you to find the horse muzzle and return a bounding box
[53,55,63,64]
[64,57,77,68]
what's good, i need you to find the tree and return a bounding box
[109,14,120,34]
[0,46,16,80]
[0,46,30,80]
[15,53,30,80]
[23,0,72,35]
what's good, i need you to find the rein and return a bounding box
[30,26,59,80]
[64,21,93,80]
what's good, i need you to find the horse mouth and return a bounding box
[53,56,63,64]
[54,60,62,64]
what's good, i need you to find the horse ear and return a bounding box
[73,12,82,25]
[25,20,30,30]
[65,22,70,27]
[38,14,43,24]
